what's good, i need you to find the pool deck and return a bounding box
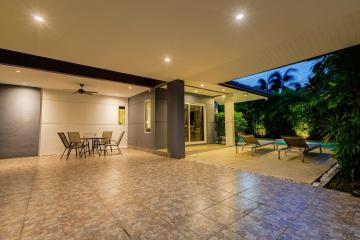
[186,145,336,184]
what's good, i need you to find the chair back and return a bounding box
[67,132,82,144]
[116,131,125,145]
[240,134,259,145]
[83,132,96,138]
[58,132,70,148]
[102,131,113,144]
[282,136,308,148]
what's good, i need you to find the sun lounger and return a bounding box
[236,134,277,155]
[278,136,322,162]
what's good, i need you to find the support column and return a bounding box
[225,94,235,146]
[167,80,185,158]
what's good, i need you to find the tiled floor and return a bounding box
[0,149,359,240]
[157,144,229,156]
[186,146,336,184]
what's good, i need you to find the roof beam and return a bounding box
[0,48,164,88]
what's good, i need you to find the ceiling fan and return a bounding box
[73,84,98,95]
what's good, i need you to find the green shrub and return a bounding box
[215,112,225,143]
[215,111,248,143]
[322,114,360,180]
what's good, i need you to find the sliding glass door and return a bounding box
[184,103,206,144]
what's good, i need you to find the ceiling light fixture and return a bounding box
[128,86,132,90]
[16,70,21,73]
[221,89,225,92]
[236,13,244,20]
[164,57,171,63]
[22,82,27,85]
[243,93,248,96]
[222,95,226,98]
[33,15,45,23]
[200,84,205,88]
[194,90,199,93]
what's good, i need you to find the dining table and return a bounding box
[81,137,106,154]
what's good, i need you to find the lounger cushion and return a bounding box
[257,140,275,146]
[306,143,320,151]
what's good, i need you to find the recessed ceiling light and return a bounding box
[16,70,21,73]
[33,15,45,23]
[221,89,225,92]
[128,86,132,90]
[22,82,27,85]
[236,13,244,20]
[164,57,171,63]
[194,90,199,93]
[243,93,248,96]
[222,95,226,98]
[200,84,205,88]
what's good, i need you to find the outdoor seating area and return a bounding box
[187,144,335,184]
[236,135,323,162]
[58,131,125,159]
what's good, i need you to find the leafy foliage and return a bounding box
[322,114,360,179]
[233,45,360,179]
[256,68,299,93]
[215,112,247,143]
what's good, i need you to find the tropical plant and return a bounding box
[310,46,360,179]
[215,111,248,143]
[234,112,248,133]
[257,68,299,93]
[215,112,225,143]
[322,114,360,179]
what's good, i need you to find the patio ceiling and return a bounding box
[0,0,359,94]
[0,65,148,98]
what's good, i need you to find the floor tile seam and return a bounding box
[138,198,207,234]
[18,175,36,240]
[205,226,242,240]
[244,214,289,233]
[232,195,266,209]
[196,210,241,230]
[89,184,134,240]
[252,202,306,222]
[220,200,260,217]
[221,216,286,240]
[51,168,89,238]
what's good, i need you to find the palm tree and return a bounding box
[256,68,299,92]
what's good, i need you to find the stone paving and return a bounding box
[186,146,336,184]
[0,149,359,239]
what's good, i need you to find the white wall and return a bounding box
[39,89,128,155]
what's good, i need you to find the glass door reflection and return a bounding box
[184,103,205,143]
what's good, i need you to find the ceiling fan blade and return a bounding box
[72,91,79,94]
[86,91,98,94]
[85,92,95,95]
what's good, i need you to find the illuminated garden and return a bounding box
[216,45,360,193]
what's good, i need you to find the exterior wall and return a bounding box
[39,89,128,155]
[0,84,41,159]
[127,89,216,151]
[185,93,215,144]
[155,88,167,149]
[128,90,156,149]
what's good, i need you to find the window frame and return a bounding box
[144,99,151,133]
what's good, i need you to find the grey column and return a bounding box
[167,80,185,159]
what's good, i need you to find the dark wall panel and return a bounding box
[128,90,156,149]
[0,84,41,159]
[155,88,167,149]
